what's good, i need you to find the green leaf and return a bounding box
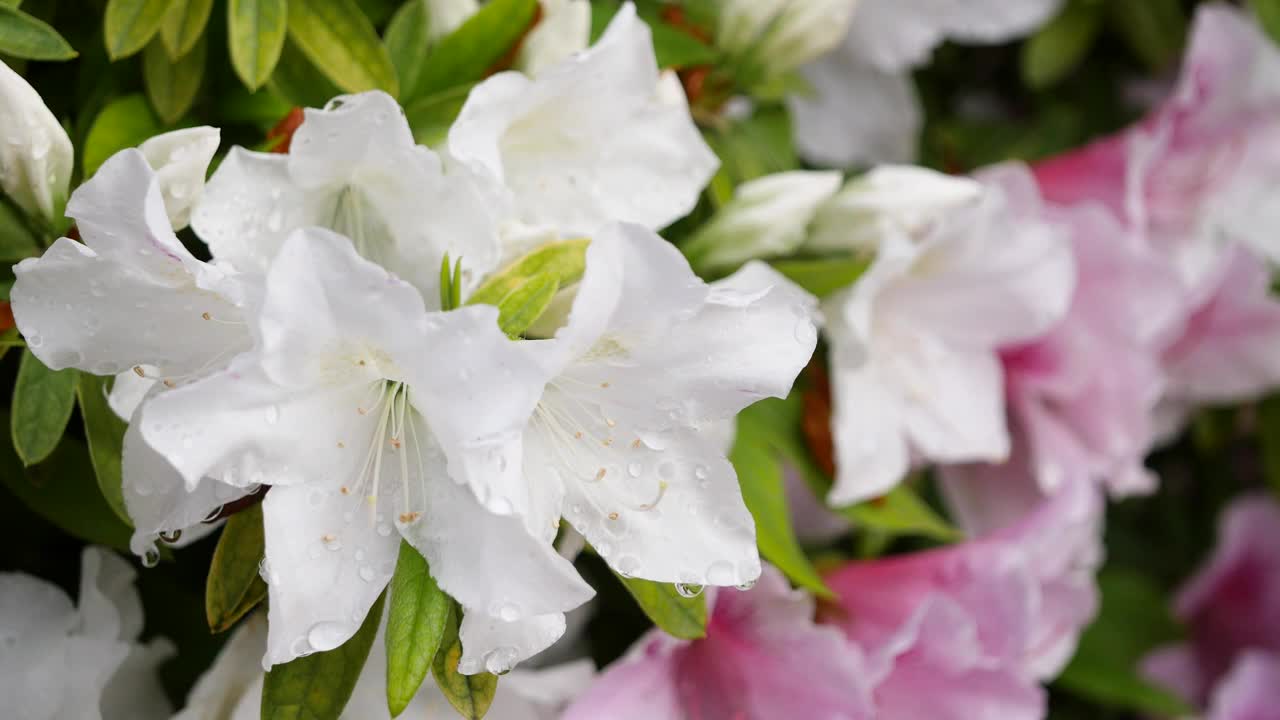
[1107,0,1186,71]
[76,374,132,526]
[840,484,962,543]
[432,603,499,719]
[1259,393,1280,498]
[0,5,76,60]
[160,0,213,57]
[82,94,163,177]
[0,194,40,261]
[104,0,175,59]
[615,574,707,639]
[1022,0,1103,90]
[385,542,451,717]
[770,256,871,299]
[206,502,269,633]
[228,0,287,91]
[468,238,589,308]
[404,82,474,146]
[1056,568,1192,716]
[287,0,399,96]
[494,273,560,339]
[143,33,206,124]
[0,423,134,551]
[268,38,343,109]
[704,108,797,208]
[262,591,386,720]
[1258,0,1280,52]
[733,403,834,598]
[384,0,431,102]
[410,0,536,99]
[11,349,78,467]
[591,0,717,69]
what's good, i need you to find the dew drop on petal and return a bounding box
[141,548,160,568]
[736,578,757,591]
[358,566,375,582]
[674,582,703,598]
[616,555,640,578]
[627,462,642,478]
[483,647,518,675]
[498,602,520,622]
[307,622,350,652]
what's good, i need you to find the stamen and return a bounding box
[133,365,145,377]
[594,468,606,481]
[321,533,336,543]
[637,481,669,512]
[340,486,350,495]
[607,511,619,520]
[399,511,421,524]
[201,312,211,320]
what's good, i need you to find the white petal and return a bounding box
[826,337,911,505]
[845,0,1065,72]
[401,456,594,622]
[515,0,591,76]
[0,572,75,643]
[449,5,717,233]
[172,615,266,720]
[0,59,72,223]
[260,484,401,667]
[108,371,154,421]
[491,660,598,719]
[77,546,145,642]
[98,638,175,719]
[789,53,921,166]
[896,341,1009,464]
[458,611,567,675]
[139,127,220,230]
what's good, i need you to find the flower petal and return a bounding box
[563,641,682,720]
[138,126,220,230]
[790,51,921,166]
[458,611,567,675]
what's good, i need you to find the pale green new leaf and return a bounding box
[12,348,77,467]
[840,484,962,543]
[1022,0,1103,90]
[82,94,163,177]
[495,273,559,339]
[410,0,536,100]
[262,591,385,720]
[0,4,76,60]
[104,0,175,59]
[228,0,287,91]
[432,604,499,720]
[615,573,708,640]
[160,0,213,57]
[76,374,131,526]
[206,502,268,632]
[385,542,450,717]
[287,0,398,96]
[770,256,871,299]
[143,34,207,124]
[467,238,589,307]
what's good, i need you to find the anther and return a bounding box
[321,533,336,543]
[608,511,619,520]
[602,438,613,447]
[201,312,211,320]
[600,382,610,388]
[631,438,642,449]
[132,365,145,377]
[337,442,345,448]
[595,468,606,481]
[574,431,584,439]
[389,437,401,449]
[398,511,421,524]
[606,418,616,428]
[163,379,176,388]
[357,407,367,415]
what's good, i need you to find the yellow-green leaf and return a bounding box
[385,542,450,717]
[840,484,962,542]
[467,238,589,308]
[0,4,76,60]
[263,592,385,720]
[206,502,268,633]
[432,604,499,720]
[76,374,132,526]
[404,82,474,146]
[228,0,288,91]
[82,94,163,177]
[104,0,175,59]
[268,37,343,109]
[287,0,398,96]
[384,0,431,102]
[12,349,77,466]
[495,273,559,339]
[770,256,871,299]
[1021,0,1103,90]
[160,0,213,57]
[143,33,207,124]
[411,0,536,99]
[0,194,40,261]
[615,574,707,640]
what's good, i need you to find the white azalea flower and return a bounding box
[191,90,501,299]
[0,59,73,225]
[174,613,594,720]
[715,0,860,75]
[0,547,173,720]
[447,3,718,234]
[138,228,592,668]
[790,0,1064,166]
[138,127,220,231]
[683,170,842,273]
[516,0,592,77]
[824,177,1074,505]
[807,165,984,253]
[502,223,817,594]
[9,148,258,558]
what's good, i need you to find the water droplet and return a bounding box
[483,647,518,675]
[498,602,520,622]
[158,529,183,544]
[142,548,160,568]
[307,622,350,652]
[264,405,280,424]
[376,523,392,537]
[616,555,640,577]
[202,505,224,522]
[736,578,757,591]
[596,541,612,558]
[291,637,313,658]
[627,462,642,478]
[694,465,709,481]
[358,566,375,582]
[793,315,817,345]
[674,582,703,598]
[705,560,735,586]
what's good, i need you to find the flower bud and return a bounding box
[806,165,982,253]
[0,59,73,226]
[685,170,842,274]
[517,0,591,77]
[717,0,859,75]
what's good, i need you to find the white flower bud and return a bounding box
[686,170,842,273]
[717,0,860,74]
[138,127,220,231]
[426,0,479,42]
[806,165,983,253]
[0,59,73,226]
[516,0,592,77]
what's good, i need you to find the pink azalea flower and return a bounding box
[562,566,876,720]
[824,478,1102,719]
[1143,496,1280,708]
[1205,651,1280,720]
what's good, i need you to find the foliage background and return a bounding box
[0,0,1274,717]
